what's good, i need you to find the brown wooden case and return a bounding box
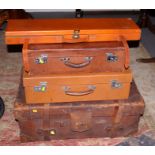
[14,81,144,142]
[23,69,132,104]
[23,37,129,75]
[5,18,141,44]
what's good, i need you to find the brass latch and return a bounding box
[72,30,80,39]
[106,53,118,62]
[111,80,122,88]
[34,82,47,92]
[35,54,48,64]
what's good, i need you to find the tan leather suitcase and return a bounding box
[23,69,132,104]
[23,37,129,75]
[5,18,141,44]
[14,81,144,142]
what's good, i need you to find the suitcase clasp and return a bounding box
[34,82,47,92]
[35,54,48,64]
[111,80,122,88]
[106,53,118,62]
[72,30,80,39]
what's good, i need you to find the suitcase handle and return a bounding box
[60,57,93,68]
[63,85,96,96]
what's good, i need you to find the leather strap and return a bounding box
[111,103,124,137]
[22,40,30,72]
[42,104,50,140]
[119,35,130,69]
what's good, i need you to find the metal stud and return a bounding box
[32,109,38,113]
[50,129,56,135]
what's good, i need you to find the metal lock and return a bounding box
[35,54,48,64]
[106,53,118,62]
[50,129,56,135]
[32,109,38,113]
[34,82,47,92]
[72,30,80,39]
[111,80,122,88]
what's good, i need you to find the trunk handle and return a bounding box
[63,85,96,96]
[60,56,93,68]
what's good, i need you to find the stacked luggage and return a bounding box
[5,18,145,142]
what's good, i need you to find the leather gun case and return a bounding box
[14,81,144,142]
[5,18,141,44]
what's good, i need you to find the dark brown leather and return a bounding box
[70,111,92,132]
[23,41,129,75]
[14,81,145,142]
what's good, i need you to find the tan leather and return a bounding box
[23,40,128,75]
[5,18,141,44]
[119,36,130,69]
[23,69,132,104]
[22,40,29,72]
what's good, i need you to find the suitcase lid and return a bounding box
[23,69,132,87]
[5,18,141,44]
[27,41,125,51]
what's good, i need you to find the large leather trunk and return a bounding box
[5,18,141,44]
[14,81,144,142]
[23,69,132,104]
[23,39,129,75]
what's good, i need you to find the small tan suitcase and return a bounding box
[22,39,129,75]
[23,69,132,104]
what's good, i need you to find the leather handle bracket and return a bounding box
[119,35,130,69]
[22,40,30,72]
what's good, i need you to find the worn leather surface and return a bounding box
[23,41,128,74]
[0,30,151,145]
[14,81,145,142]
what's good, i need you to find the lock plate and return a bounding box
[35,54,48,64]
[111,80,122,88]
[50,129,56,135]
[72,30,80,39]
[34,82,47,92]
[106,53,118,62]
